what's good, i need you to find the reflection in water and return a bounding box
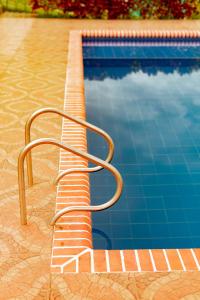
[84,58,200,250]
[92,228,112,250]
[84,59,200,81]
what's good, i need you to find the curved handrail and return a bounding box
[54,167,99,186]
[25,108,114,186]
[18,138,123,226]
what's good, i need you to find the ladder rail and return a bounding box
[18,138,123,226]
[25,107,114,186]
[54,167,99,186]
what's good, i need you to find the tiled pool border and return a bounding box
[51,30,200,274]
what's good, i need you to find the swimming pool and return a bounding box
[83,38,200,250]
[51,31,200,273]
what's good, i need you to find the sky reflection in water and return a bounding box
[84,59,200,249]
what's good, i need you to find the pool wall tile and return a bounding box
[51,30,200,274]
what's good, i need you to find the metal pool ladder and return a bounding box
[18,108,123,226]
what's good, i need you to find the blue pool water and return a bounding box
[83,41,200,249]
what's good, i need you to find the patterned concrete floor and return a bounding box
[1,13,200,299]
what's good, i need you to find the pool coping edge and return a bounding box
[51,30,200,274]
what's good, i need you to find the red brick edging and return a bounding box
[51,30,200,273]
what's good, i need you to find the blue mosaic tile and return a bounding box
[84,46,200,249]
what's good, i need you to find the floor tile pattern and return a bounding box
[0,15,67,299]
[1,13,200,298]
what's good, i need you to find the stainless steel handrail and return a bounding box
[25,108,114,186]
[18,138,123,226]
[54,167,95,186]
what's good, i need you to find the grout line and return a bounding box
[75,257,79,273]
[61,135,85,138]
[57,191,90,195]
[163,249,171,271]
[61,249,91,269]
[59,180,89,184]
[149,250,157,272]
[176,249,186,271]
[58,166,87,170]
[56,196,89,199]
[56,202,89,206]
[60,143,86,147]
[54,237,92,242]
[55,222,91,227]
[58,174,88,178]
[191,249,200,271]
[105,250,110,272]
[90,250,95,273]
[134,250,141,272]
[58,185,89,188]
[58,215,91,220]
[55,229,90,233]
[59,160,87,163]
[120,250,126,272]
[54,246,88,249]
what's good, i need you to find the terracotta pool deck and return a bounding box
[1,13,200,299]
